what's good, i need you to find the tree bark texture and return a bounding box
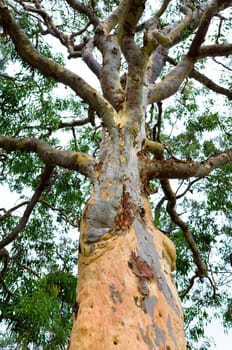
[69,122,186,349]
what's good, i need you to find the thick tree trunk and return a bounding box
[69,124,186,349]
[70,204,186,349]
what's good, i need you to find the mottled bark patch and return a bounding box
[114,185,135,228]
[109,283,123,304]
[128,251,154,278]
[138,323,155,350]
[128,251,154,295]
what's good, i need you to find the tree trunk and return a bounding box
[69,122,186,349]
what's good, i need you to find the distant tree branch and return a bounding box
[176,178,202,199]
[12,256,40,278]
[0,247,9,279]
[179,274,198,299]
[155,0,171,18]
[0,201,29,222]
[147,0,232,103]
[160,179,207,277]
[190,69,232,100]
[0,165,54,249]
[0,198,78,230]
[81,38,101,78]
[0,135,95,178]
[213,57,232,72]
[148,6,193,50]
[40,199,78,228]
[16,0,77,55]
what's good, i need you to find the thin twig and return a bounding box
[176,178,202,199]
[179,273,197,299]
[0,165,54,249]
[40,199,78,227]
[12,257,40,278]
[0,201,29,221]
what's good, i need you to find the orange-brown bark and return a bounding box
[69,197,186,350]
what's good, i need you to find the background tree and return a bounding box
[0,0,231,349]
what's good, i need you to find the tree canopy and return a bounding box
[0,1,231,349]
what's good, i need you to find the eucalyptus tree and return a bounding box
[0,1,232,349]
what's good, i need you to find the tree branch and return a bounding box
[140,148,232,179]
[160,179,207,277]
[0,4,117,131]
[149,6,193,50]
[58,117,92,129]
[179,274,198,299]
[0,165,54,249]
[198,43,232,58]
[166,55,232,100]
[146,0,232,103]
[12,256,40,278]
[40,199,78,228]
[0,201,29,222]
[96,0,128,36]
[187,1,217,59]
[118,0,147,111]
[65,0,100,27]
[190,69,232,100]
[98,34,125,111]
[81,38,101,78]
[156,0,172,18]
[148,55,194,103]
[0,135,95,178]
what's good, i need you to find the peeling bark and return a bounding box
[69,196,185,350]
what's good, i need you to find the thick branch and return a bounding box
[0,165,54,249]
[199,43,232,58]
[148,55,194,103]
[58,117,91,129]
[65,0,100,27]
[140,148,232,179]
[100,34,125,111]
[118,1,147,110]
[0,4,116,131]
[0,135,95,178]
[81,38,101,78]
[96,0,128,35]
[150,6,193,50]
[187,0,232,60]
[166,55,232,100]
